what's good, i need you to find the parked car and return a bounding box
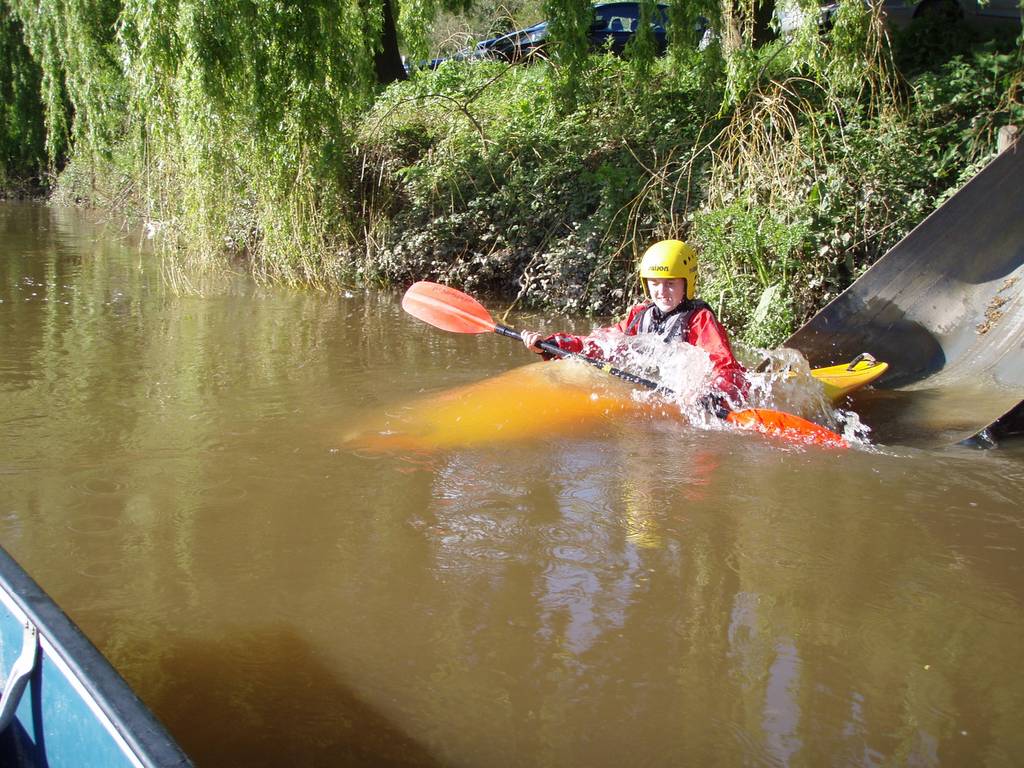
[407,2,709,73]
[404,49,480,73]
[778,0,1022,38]
[476,2,675,61]
[875,0,1021,29]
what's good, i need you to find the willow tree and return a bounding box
[2,0,903,288]
[3,0,125,174]
[3,0,417,282]
[0,4,46,186]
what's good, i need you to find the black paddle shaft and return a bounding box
[493,323,666,393]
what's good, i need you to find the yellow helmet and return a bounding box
[639,239,697,300]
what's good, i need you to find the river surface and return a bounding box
[2,202,1023,767]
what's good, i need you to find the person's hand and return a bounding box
[521,331,544,354]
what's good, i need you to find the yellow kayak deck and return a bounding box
[810,356,889,403]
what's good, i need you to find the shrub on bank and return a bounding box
[357,55,721,314]
[355,27,1023,346]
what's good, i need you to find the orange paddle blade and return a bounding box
[726,408,848,449]
[402,281,497,334]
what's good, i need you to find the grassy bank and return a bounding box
[354,21,1023,345]
[2,0,1022,346]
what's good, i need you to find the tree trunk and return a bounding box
[751,0,776,47]
[753,0,774,47]
[721,0,777,51]
[375,0,407,85]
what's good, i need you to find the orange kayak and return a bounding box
[344,360,848,453]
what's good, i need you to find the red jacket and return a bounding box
[541,301,748,402]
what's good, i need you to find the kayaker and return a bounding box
[521,239,748,405]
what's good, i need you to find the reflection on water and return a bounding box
[2,202,1024,766]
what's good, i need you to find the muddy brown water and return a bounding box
[2,202,1023,766]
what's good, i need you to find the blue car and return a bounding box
[408,2,707,72]
[475,2,676,62]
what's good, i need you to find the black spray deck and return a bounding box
[786,142,1024,447]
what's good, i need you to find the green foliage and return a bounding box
[910,41,1024,167]
[542,0,593,99]
[3,0,403,285]
[357,21,1023,345]
[0,4,46,189]
[361,55,719,312]
[1,0,1021,347]
[665,0,719,54]
[6,0,125,167]
[693,200,804,348]
[109,0,383,283]
[399,0,491,61]
[623,0,658,76]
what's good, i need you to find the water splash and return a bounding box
[579,335,873,445]
[577,330,714,399]
[744,347,834,421]
[743,346,873,445]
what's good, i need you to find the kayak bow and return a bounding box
[810,354,889,403]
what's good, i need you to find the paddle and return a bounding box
[401,280,848,448]
[402,280,666,391]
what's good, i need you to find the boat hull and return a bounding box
[0,546,191,767]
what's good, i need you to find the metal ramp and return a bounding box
[785,142,1024,447]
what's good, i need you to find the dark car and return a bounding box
[475,2,683,62]
[778,0,1021,37]
[871,0,1022,29]
[407,2,707,73]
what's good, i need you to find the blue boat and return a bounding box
[0,545,192,767]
